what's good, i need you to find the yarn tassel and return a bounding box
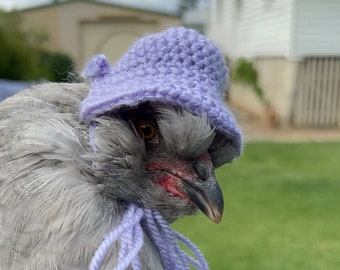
[89,204,209,270]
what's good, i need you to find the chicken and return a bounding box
[0,27,242,269]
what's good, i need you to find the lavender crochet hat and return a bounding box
[81,27,242,164]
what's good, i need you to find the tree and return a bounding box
[38,50,75,82]
[0,10,41,80]
[0,10,74,82]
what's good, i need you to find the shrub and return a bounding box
[232,58,267,105]
[0,11,41,80]
[38,50,75,82]
[0,10,74,82]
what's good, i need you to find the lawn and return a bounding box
[172,142,340,270]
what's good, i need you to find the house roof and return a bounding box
[21,0,179,18]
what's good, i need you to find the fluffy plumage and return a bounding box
[0,27,242,269]
[0,83,226,269]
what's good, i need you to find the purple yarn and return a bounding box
[143,208,209,270]
[115,209,144,270]
[81,27,242,162]
[173,231,208,269]
[81,54,110,80]
[90,204,210,270]
[143,209,184,269]
[89,205,144,270]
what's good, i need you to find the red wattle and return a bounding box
[159,176,187,200]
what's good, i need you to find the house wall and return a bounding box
[293,0,340,58]
[205,0,234,55]
[80,21,156,64]
[21,1,179,67]
[207,1,297,125]
[230,57,298,125]
[21,6,61,51]
[206,0,340,127]
[206,0,294,59]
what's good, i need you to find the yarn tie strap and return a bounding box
[89,205,144,270]
[89,204,209,270]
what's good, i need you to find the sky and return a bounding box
[0,0,180,13]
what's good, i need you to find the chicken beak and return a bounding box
[182,158,224,223]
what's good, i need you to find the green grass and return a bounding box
[172,142,340,270]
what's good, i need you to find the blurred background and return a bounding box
[1,0,340,129]
[1,0,339,269]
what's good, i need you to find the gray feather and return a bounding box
[0,83,160,269]
[0,82,225,269]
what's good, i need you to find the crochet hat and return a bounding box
[81,27,242,164]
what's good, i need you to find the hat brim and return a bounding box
[81,79,242,165]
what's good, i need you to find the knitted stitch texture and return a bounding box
[81,27,242,161]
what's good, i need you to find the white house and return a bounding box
[206,0,340,127]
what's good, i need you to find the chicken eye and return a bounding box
[136,120,156,141]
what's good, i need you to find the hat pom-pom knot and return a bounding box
[81,54,110,81]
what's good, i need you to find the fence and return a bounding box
[291,57,340,127]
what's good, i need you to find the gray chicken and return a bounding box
[0,27,242,269]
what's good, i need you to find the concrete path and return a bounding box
[234,107,340,142]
